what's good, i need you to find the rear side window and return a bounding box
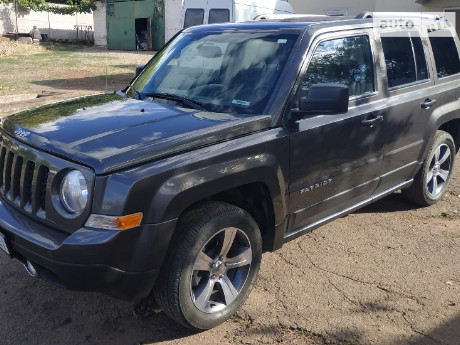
[381,33,429,89]
[302,35,375,98]
[209,9,230,24]
[429,32,460,78]
[184,9,204,28]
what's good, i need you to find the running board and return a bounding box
[284,180,413,243]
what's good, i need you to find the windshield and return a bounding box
[128,30,299,114]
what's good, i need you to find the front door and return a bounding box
[286,31,387,235]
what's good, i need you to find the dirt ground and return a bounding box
[0,41,459,345]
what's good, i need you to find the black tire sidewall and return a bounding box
[176,205,262,330]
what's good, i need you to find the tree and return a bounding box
[42,0,97,15]
[0,0,45,11]
[0,0,96,17]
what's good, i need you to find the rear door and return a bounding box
[286,30,387,236]
[375,29,441,195]
[428,27,460,121]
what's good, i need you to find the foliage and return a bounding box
[0,0,45,11]
[0,0,97,14]
[41,0,97,14]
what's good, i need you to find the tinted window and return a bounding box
[413,37,428,80]
[381,34,428,88]
[184,9,204,28]
[209,9,230,24]
[302,35,375,97]
[429,32,460,78]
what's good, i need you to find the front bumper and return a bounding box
[0,198,176,300]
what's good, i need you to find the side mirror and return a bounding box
[289,84,349,121]
[135,64,145,77]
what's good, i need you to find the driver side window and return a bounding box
[294,35,375,107]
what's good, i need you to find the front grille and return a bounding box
[0,144,49,219]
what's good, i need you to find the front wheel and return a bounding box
[154,202,262,330]
[402,130,456,206]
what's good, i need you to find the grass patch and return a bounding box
[294,327,311,338]
[430,211,457,221]
[344,340,360,345]
[231,314,254,328]
[0,82,29,95]
[0,43,150,104]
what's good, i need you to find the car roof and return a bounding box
[183,12,454,35]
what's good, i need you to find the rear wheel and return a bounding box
[402,130,455,206]
[154,202,262,330]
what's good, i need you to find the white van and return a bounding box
[182,0,295,28]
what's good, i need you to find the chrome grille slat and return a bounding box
[22,160,35,211]
[35,165,49,219]
[12,155,23,206]
[0,147,6,190]
[4,151,13,199]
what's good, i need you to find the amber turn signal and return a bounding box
[114,213,143,230]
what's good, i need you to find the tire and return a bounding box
[154,202,262,330]
[402,130,455,206]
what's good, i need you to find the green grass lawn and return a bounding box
[0,42,149,96]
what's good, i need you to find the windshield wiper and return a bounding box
[143,93,207,111]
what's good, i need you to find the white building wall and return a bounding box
[0,3,16,33]
[0,3,93,40]
[290,0,459,16]
[289,0,375,17]
[165,0,184,42]
[93,0,107,46]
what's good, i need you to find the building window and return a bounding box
[209,9,230,24]
[184,9,205,28]
[107,4,115,17]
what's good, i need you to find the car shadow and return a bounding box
[31,74,135,92]
[326,310,460,345]
[0,266,197,344]
[355,192,421,214]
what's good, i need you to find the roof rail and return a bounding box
[355,11,373,19]
[355,12,445,21]
[254,14,330,20]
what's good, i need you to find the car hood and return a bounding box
[1,94,272,174]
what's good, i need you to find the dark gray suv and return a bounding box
[0,12,459,330]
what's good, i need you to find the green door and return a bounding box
[107,1,136,50]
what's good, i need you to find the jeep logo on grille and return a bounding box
[14,128,30,138]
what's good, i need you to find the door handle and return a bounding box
[421,98,437,109]
[362,114,383,127]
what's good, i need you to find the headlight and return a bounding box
[60,170,88,214]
